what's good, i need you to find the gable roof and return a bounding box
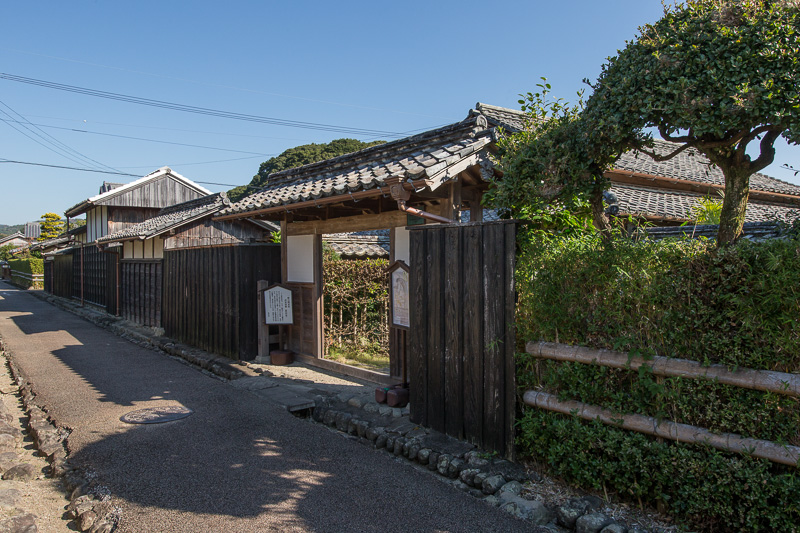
[65,167,212,217]
[96,192,230,244]
[217,115,494,219]
[324,233,390,259]
[0,232,25,246]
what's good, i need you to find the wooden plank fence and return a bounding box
[120,260,162,327]
[162,244,281,360]
[408,220,519,458]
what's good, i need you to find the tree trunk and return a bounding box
[590,187,613,240]
[717,166,750,245]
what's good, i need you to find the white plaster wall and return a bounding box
[394,226,410,266]
[286,234,315,282]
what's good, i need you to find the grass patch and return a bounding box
[325,344,390,373]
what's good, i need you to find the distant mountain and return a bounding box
[0,224,24,238]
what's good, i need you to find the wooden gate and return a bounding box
[408,220,518,458]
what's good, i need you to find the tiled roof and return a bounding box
[0,232,24,245]
[474,102,527,132]
[643,222,783,241]
[96,193,230,244]
[473,104,800,197]
[612,183,800,223]
[219,116,493,217]
[29,235,71,252]
[614,140,800,196]
[324,233,390,259]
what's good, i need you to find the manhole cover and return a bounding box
[120,406,193,424]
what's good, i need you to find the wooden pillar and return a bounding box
[313,233,324,358]
[257,280,270,360]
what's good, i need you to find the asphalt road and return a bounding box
[0,282,540,533]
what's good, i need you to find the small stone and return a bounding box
[498,480,523,497]
[323,410,337,427]
[375,434,388,449]
[385,435,397,451]
[67,495,95,514]
[0,488,21,509]
[0,434,16,452]
[446,458,464,479]
[416,448,431,465]
[363,403,379,414]
[2,463,37,481]
[557,501,590,529]
[483,495,501,506]
[473,471,488,488]
[393,438,405,456]
[311,405,326,423]
[347,396,364,408]
[91,521,114,533]
[576,512,613,533]
[467,453,490,468]
[401,440,412,457]
[378,406,393,417]
[582,495,604,511]
[347,418,359,436]
[482,474,505,495]
[453,481,470,491]
[436,454,452,476]
[407,443,420,461]
[77,509,97,531]
[391,408,403,418]
[401,405,410,416]
[0,513,36,533]
[355,420,369,438]
[600,524,627,533]
[336,392,354,403]
[459,468,479,486]
[427,452,440,471]
[334,412,352,432]
[518,499,554,526]
[365,426,385,442]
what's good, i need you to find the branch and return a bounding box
[750,129,783,173]
[639,141,696,162]
[736,125,781,159]
[658,123,693,143]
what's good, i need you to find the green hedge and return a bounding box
[516,231,800,531]
[8,257,44,289]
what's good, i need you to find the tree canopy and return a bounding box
[493,0,800,244]
[228,138,385,202]
[38,212,64,241]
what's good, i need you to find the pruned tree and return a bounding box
[584,0,800,244]
[38,212,64,241]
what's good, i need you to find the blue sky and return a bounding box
[2,1,798,224]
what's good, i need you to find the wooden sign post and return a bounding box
[257,282,294,362]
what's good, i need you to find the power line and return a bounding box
[0,118,274,155]
[0,158,260,190]
[0,73,408,138]
[0,98,121,173]
[0,158,138,176]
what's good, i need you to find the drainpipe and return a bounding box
[80,244,84,307]
[386,176,454,224]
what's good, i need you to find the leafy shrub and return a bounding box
[8,257,43,289]
[323,249,389,363]
[518,410,800,532]
[516,231,800,531]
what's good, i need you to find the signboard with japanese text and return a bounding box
[389,261,410,329]
[263,285,293,324]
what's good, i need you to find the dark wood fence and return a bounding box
[70,245,116,312]
[162,244,281,360]
[120,260,162,327]
[44,246,116,312]
[408,220,518,458]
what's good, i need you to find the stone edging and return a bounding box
[0,336,120,532]
[311,394,657,533]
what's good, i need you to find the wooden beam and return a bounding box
[527,341,800,397]
[524,390,800,466]
[286,210,410,236]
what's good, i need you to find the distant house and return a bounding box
[0,232,26,249]
[64,167,212,245]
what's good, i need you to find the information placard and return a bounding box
[264,285,293,324]
[390,265,410,328]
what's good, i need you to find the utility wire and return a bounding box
[0,118,274,155]
[0,98,121,173]
[0,73,408,138]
